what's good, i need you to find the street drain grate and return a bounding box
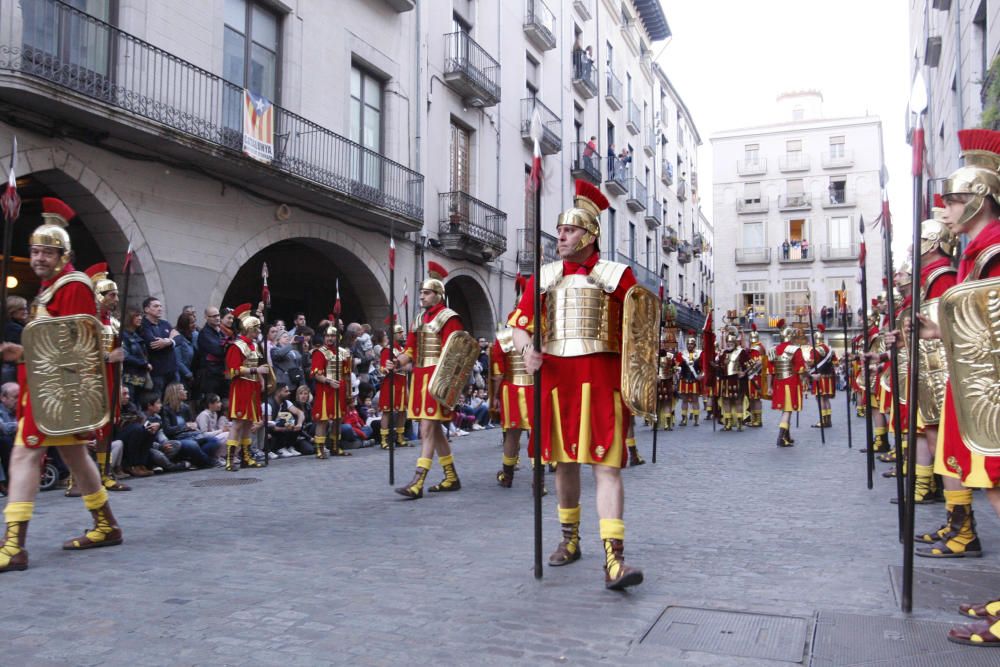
[190,477,261,487]
[889,565,1000,615]
[635,606,809,663]
[810,610,992,666]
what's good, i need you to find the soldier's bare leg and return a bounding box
[314,420,329,458]
[428,420,459,491]
[1,447,44,572]
[593,464,642,589]
[549,462,582,566]
[497,428,521,487]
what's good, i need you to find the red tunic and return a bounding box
[311,345,350,421]
[675,351,702,394]
[810,343,837,397]
[491,338,533,432]
[16,264,100,448]
[378,343,407,411]
[747,345,767,400]
[510,255,636,467]
[716,349,749,398]
[95,308,120,445]
[771,342,806,412]
[937,220,1000,487]
[405,302,462,421]
[226,335,262,422]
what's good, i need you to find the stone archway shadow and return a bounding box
[444,268,496,337]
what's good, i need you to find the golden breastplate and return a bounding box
[101,316,120,355]
[321,347,342,380]
[542,274,621,357]
[726,349,743,376]
[417,329,442,367]
[773,346,798,379]
[496,327,532,385]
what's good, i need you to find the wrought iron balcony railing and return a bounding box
[777,243,814,263]
[444,31,501,107]
[737,159,767,176]
[520,97,561,155]
[605,68,623,110]
[736,197,768,214]
[604,155,628,195]
[571,52,598,98]
[570,141,601,184]
[662,227,678,253]
[735,247,772,265]
[438,191,507,263]
[4,0,425,226]
[523,0,557,51]
[644,198,662,228]
[626,177,646,211]
[573,0,592,20]
[616,252,658,292]
[676,177,687,201]
[516,227,558,275]
[643,127,656,156]
[821,189,855,208]
[626,99,641,134]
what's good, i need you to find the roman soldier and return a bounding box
[676,335,702,426]
[394,262,463,499]
[656,336,677,430]
[850,333,865,417]
[511,179,644,591]
[770,320,806,447]
[1,198,124,573]
[492,312,534,487]
[379,323,408,450]
[808,324,837,429]
[224,303,269,471]
[714,328,749,431]
[746,324,768,427]
[311,324,351,458]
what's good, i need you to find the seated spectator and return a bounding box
[292,384,316,448]
[195,393,231,453]
[456,384,489,430]
[120,391,163,477]
[339,397,374,447]
[266,382,310,457]
[173,311,198,391]
[161,383,220,468]
[0,381,18,493]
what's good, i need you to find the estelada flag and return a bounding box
[243,90,274,163]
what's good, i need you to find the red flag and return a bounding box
[389,237,396,271]
[701,311,715,382]
[333,278,342,316]
[911,127,925,178]
[261,262,270,308]
[122,240,134,274]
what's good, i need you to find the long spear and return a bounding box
[859,216,875,488]
[388,236,396,485]
[652,279,664,463]
[840,280,852,450]
[0,137,19,341]
[529,108,544,580]
[103,243,133,479]
[901,71,929,614]
[261,262,271,466]
[881,194,906,540]
[805,294,825,445]
[333,279,342,457]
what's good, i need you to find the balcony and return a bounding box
[736,197,769,214]
[643,127,656,156]
[779,154,810,172]
[737,159,767,176]
[677,241,694,265]
[777,243,814,264]
[604,155,628,195]
[735,247,772,265]
[382,0,416,11]
[620,20,640,55]
[438,192,507,264]
[0,0,424,230]
[676,178,688,201]
[616,252,658,292]
[692,232,705,256]
[520,97,561,155]
[778,193,812,210]
[444,31,501,107]
[661,159,674,186]
[570,142,602,184]
[571,53,598,98]
[662,227,679,253]
[821,189,855,209]
[820,243,860,261]
[821,150,855,169]
[605,69,623,110]
[516,228,558,275]
[644,198,662,229]
[523,0,557,51]
[626,99,641,134]
[626,178,646,211]
[573,0,592,20]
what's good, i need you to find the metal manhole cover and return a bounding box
[810,610,993,666]
[890,565,1000,615]
[636,606,809,663]
[190,477,261,487]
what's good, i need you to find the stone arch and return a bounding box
[4,145,163,305]
[444,269,496,337]
[210,223,391,325]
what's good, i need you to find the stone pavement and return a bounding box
[2,399,1000,666]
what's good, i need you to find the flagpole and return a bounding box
[859,216,875,489]
[841,280,852,450]
[529,110,544,581]
[0,137,19,342]
[388,236,396,486]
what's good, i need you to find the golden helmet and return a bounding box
[393,324,405,336]
[421,261,448,297]
[558,180,610,251]
[233,303,261,336]
[724,331,739,348]
[29,197,76,271]
[919,218,956,258]
[686,335,697,349]
[813,324,826,344]
[84,262,117,296]
[323,324,338,337]
[748,324,760,345]
[942,129,1000,228]
[776,319,794,343]
[895,258,912,289]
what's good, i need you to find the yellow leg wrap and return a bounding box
[779,421,789,430]
[875,426,887,437]
[599,518,625,541]
[417,457,433,471]
[82,488,109,511]
[502,455,518,466]
[96,451,108,467]
[945,489,973,507]
[439,454,454,468]
[240,438,252,447]
[558,505,581,525]
[380,428,389,448]
[915,464,934,498]
[4,501,33,523]
[625,437,636,448]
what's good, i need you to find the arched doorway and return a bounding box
[444,273,495,338]
[221,238,388,329]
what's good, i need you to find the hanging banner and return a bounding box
[242,89,274,163]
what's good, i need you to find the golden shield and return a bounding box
[22,314,110,436]
[428,330,480,408]
[916,299,948,425]
[939,277,1000,456]
[620,285,659,421]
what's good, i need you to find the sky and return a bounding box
[656,0,914,249]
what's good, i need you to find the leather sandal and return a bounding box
[960,600,1000,618]
[947,619,1000,646]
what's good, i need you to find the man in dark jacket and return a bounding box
[140,297,177,396]
[197,306,227,400]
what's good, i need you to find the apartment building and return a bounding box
[711,92,885,340]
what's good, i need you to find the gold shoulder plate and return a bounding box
[428,330,480,408]
[22,313,110,436]
[425,308,458,334]
[939,276,1000,455]
[620,285,659,420]
[495,327,516,354]
[972,246,1000,281]
[589,260,629,293]
[538,261,564,294]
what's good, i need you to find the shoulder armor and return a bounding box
[233,339,252,357]
[31,271,96,319]
[971,245,1000,281]
[495,327,516,354]
[922,266,958,300]
[588,260,629,293]
[426,308,458,334]
[538,261,563,293]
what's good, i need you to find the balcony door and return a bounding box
[450,121,472,223]
[223,0,280,136]
[350,65,383,192]
[22,0,113,94]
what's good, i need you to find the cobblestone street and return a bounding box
[3,400,1000,665]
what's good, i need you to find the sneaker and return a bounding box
[152,466,164,474]
[214,459,226,468]
[277,448,292,458]
[457,429,469,436]
[288,448,302,457]
[266,451,279,460]
[471,424,485,431]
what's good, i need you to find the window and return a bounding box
[645,236,652,269]
[350,65,383,187]
[628,222,636,259]
[450,120,471,193]
[526,52,540,97]
[829,216,851,248]
[23,0,112,77]
[744,143,760,164]
[607,207,617,253]
[792,105,804,121]
[786,217,808,243]
[825,277,852,320]
[742,221,764,248]
[785,139,804,168]
[786,178,804,206]
[744,181,761,204]
[782,279,811,319]
[524,164,536,231]
[829,135,845,158]
[828,177,847,204]
[224,0,279,100]
[740,280,766,316]
[606,40,614,70]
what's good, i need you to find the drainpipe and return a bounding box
[413,0,423,320]
[495,0,503,321]
[953,1,962,154]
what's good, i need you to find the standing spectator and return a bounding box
[583,135,598,172]
[181,305,199,348]
[196,306,227,400]
[782,239,790,260]
[271,331,305,389]
[607,143,616,176]
[121,306,151,394]
[0,382,18,493]
[140,297,178,396]
[801,238,810,259]
[219,307,235,342]
[173,312,198,391]
[288,312,307,337]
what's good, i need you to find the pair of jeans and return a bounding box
[174,437,214,468]
[339,424,372,442]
